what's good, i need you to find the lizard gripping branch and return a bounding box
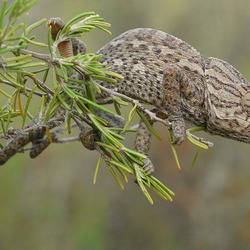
[44,17,250,172]
[47,16,250,180]
[0,2,249,203]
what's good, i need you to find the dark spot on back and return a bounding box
[133,58,139,64]
[154,48,161,54]
[139,44,149,50]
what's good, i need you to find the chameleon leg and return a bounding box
[134,65,190,174]
[135,119,154,175]
[162,64,187,145]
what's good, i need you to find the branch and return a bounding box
[94,81,213,148]
[19,48,61,66]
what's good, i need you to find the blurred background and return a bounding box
[1,0,250,249]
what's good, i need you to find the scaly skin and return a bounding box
[97,28,250,144]
[1,18,249,173]
[47,18,250,174]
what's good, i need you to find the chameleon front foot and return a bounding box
[171,118,186,145]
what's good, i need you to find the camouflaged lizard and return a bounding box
[1,18,249,173]
[46,18,250,174]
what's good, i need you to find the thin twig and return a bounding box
[30,76,54,96]
[19,49,57,64]
[93,80,214,148]
[187,132,214,147]
[54,136,80,143]
[2,78,47,97]
[93,81,172,128]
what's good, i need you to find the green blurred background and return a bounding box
[1,0,250,249]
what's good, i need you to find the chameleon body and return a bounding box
[96,28,250,143]
[1,18,249,171]
[49,19,250,173]
[94,28,250,173]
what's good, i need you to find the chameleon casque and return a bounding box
[0,18,249,173]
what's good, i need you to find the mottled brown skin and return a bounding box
[47,19,249,174]
[96,28,250,173]
[97,29,207,152]
[1,18,249,173]
[97,29,250,140]
[98,29,207,125]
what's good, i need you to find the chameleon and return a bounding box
[1,18,249,173]
[46,18,250,174]
[96,29,250,145]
